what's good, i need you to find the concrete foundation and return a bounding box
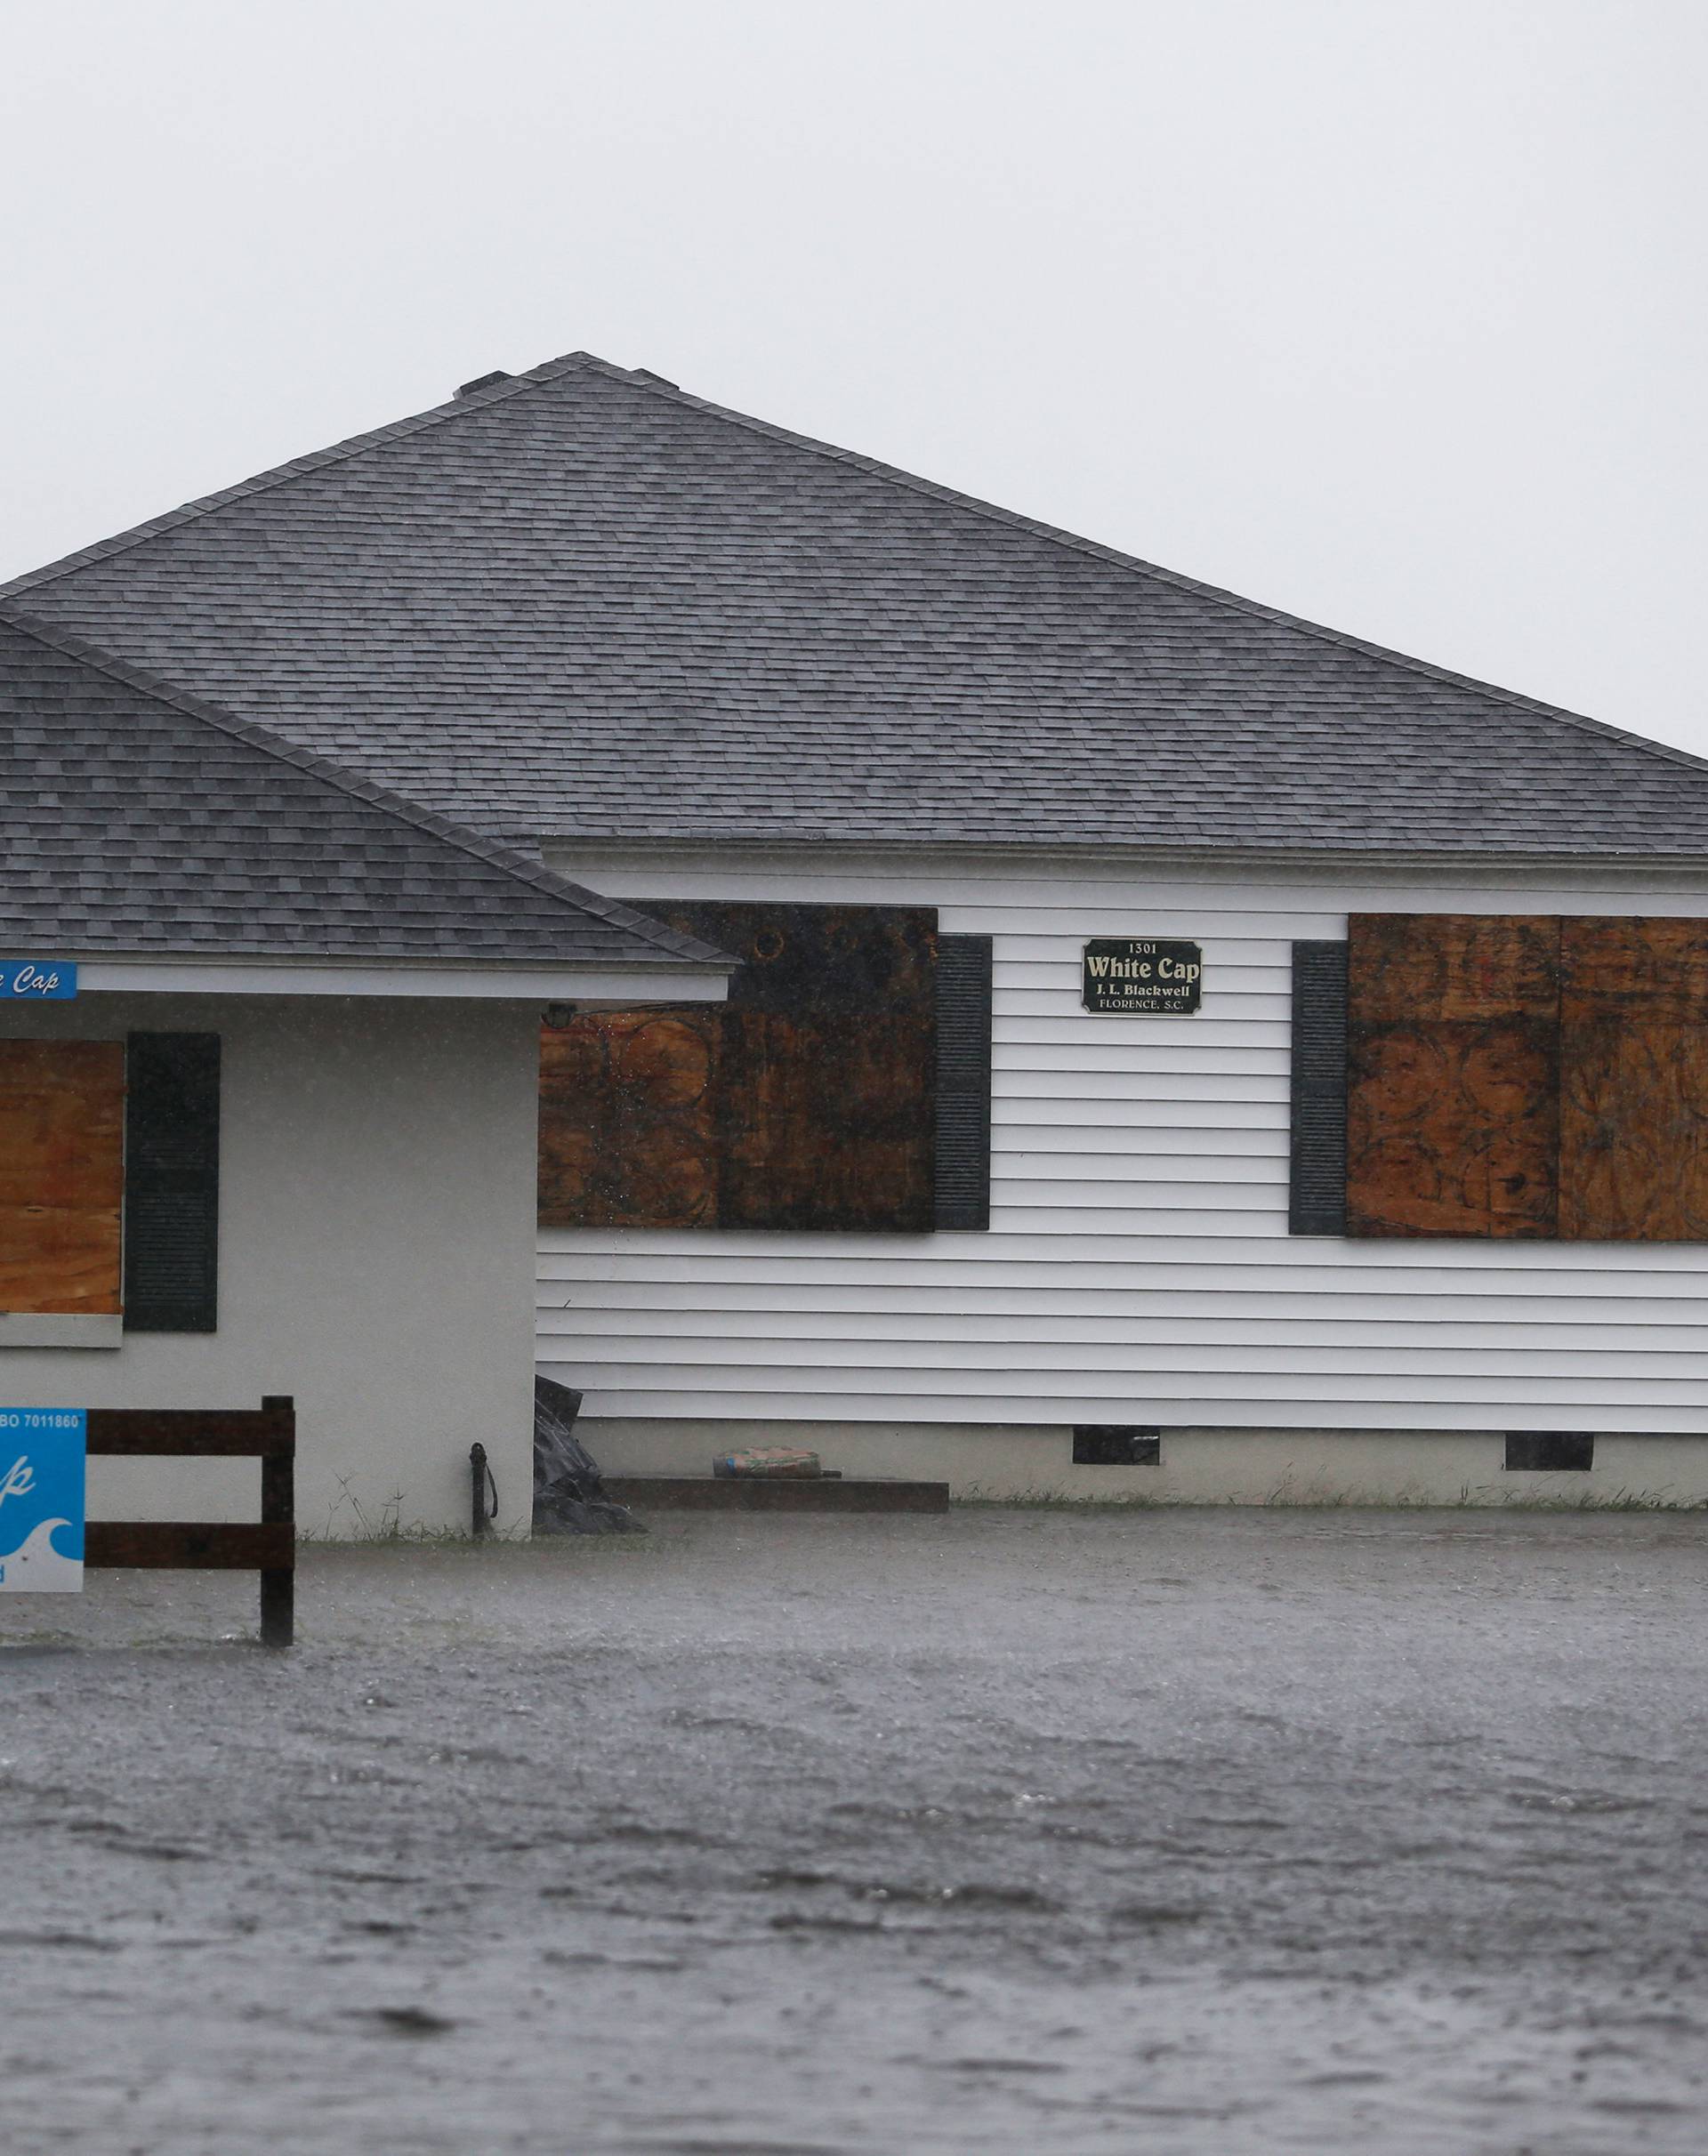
[580,1419,1708,1508]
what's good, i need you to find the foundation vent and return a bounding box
[1505,1432,1595,1472]
[1073,1427,1161,1467]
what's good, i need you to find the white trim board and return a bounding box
[49,961,730,1002]
[0,1314,122,1348]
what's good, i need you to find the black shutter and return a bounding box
[935,934,993,1230]
[124,1034,221,1331]
[1289,942,1347,1235]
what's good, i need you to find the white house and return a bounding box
[0,610,729,1532]
[11,353,1708,1506]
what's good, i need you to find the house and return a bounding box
[0,609,729,1533]
[10,351,1708,1506]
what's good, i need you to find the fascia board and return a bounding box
[20,960,731,1002]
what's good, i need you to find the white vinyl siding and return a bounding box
[536,847,1708,1434]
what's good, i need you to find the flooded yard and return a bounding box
[3,1506,1705,2153]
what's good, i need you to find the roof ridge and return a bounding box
[0,603,733,970]
[0,352,605,602]
[565,358,1708,787]
[8,346,1704,792]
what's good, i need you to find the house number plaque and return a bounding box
[1082,938,1202,1015]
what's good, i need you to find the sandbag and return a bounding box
[713,1447,824,1479]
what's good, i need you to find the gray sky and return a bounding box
[4,1,1704,754]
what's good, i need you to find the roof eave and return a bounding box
[15,950,733,1002]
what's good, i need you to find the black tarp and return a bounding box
[532,1375,644,1535]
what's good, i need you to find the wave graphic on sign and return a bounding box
[0,1517,85,1591]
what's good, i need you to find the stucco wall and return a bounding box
[0,994,540,1537]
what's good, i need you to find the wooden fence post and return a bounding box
[84,1399,297,1648]
[259,1394,295,1648]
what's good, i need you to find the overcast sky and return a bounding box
[4,2,1704,755]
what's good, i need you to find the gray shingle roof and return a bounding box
[0,608,732,969]
[7,350,1708,857]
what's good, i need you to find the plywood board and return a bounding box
[1346,1018,1559,1238]
[0,1040,125,1313]
[539,904,938,1233]
[1348,916,1559,1238]
[1349,913,1560,1022]
[1559,919,1708,1240]
[539,1010,721,1229]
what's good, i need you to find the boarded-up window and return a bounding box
[539,1010,721,1230]
[1347,915,1561,1238]
[0,1041,125,1313]
[1559,919,1708,1241]
[1329,913,1708,1243]
[539,903,943,1233]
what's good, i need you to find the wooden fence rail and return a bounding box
[85,1395,295,1646]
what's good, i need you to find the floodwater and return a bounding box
[3,1508,1707,2154]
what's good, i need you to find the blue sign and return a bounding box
[2,961,77,1001]
[0,1409,86,1592]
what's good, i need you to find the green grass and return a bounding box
[297,1474,1708,1541]
[1480,1485,1707,1512]
[956,1484,1708,1514]
[955,1488,1166,1511]
[297,1479,659,1549]
[303,1476,528,1544]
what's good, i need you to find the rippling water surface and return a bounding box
[3,1508,1705,2152]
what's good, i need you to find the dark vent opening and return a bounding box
[455,370,512,399]
[1505,1432,1595,1473]
[1073,1427,1161,1467]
